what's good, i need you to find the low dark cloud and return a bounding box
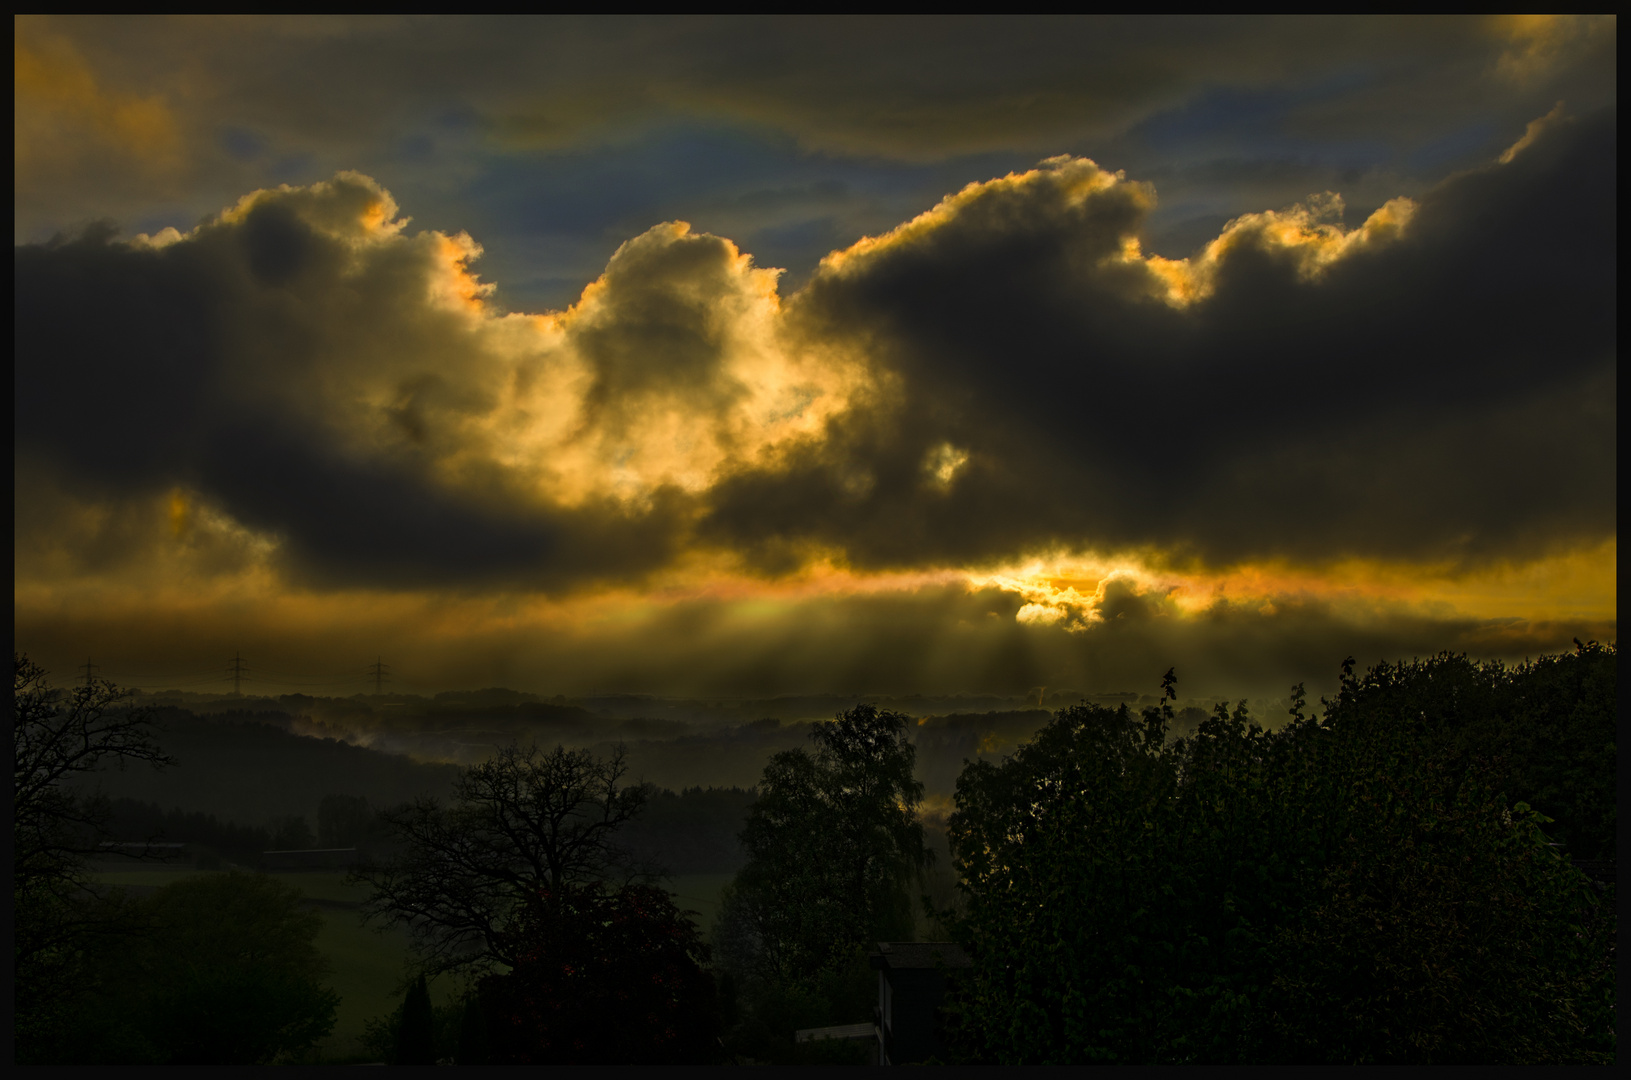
[705,106,1616,569]
[14,177,696,588]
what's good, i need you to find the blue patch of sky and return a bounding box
[392,121,1031,312]
[1125,71,1404,174]
[1105,73,1456,255]
[393,133,439,165]
[1404,120,1502,174]
[219,126,266,163]
[267,153,320,188]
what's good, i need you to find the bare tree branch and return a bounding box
[351,741,652,976]
[13,652,175,1031]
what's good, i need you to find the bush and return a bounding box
[64,872,339,1064]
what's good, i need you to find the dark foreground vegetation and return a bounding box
[940,647,1616,1064]
[12,644,1615,1064]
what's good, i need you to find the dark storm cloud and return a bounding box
[13,176,694,588]
[703,106,1616,570]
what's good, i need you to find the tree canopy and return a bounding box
[59,872,340,1064]
[941,646,1616,1065]
[724,704,931,984]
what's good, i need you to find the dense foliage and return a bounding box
[715,704,932,1060]
[473,882,723,1064]
[15,645,1614,1065]
[56,872,340,1064]
[727,704,930,978]
[942,646,1616,1064]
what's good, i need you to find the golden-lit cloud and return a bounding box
[14,101,1615,697]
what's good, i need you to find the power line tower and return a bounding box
[368,656,391,696]
[80,656,99,688]
[228,652,248,696]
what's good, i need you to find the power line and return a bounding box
[80,656,99,688]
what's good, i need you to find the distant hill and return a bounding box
[76,707,460,826]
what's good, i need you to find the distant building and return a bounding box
[260,847,359,871]
[869,941,971,1065]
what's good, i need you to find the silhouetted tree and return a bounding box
[456,989,491,1064]
[13,652,174,1061]
[711,705,929,1061]
[354,741,650,974]
[725,704,930,983]
[940,653,1615,1065]
[393,974,436,1065]
[479,882,722,1064]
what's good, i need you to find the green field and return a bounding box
[89,867,737,1063]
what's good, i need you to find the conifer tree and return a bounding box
[393,975,436,1065]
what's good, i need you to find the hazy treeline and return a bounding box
[621,786,760,875]
[78,708,462,825]
[99,798,284,859]
[89,690,1214,806]
[98,787,761,876]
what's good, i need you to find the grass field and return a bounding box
[89,866,738,1063]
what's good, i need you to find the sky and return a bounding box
[14,15,1617,703]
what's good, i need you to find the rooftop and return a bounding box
[871,941,972,970]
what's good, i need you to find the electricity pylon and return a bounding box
[368,657,391,696]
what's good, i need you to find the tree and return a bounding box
[939,655,1615,1065]
[13,652,174,1059]
[722,704,931,987]
[477,881,723,1064]
[64,872,340,1064]
[353,741,650,973]
[393,974,436,1064]
[943,688,1182,1064]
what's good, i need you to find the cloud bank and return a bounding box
[14,105,1615,696]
